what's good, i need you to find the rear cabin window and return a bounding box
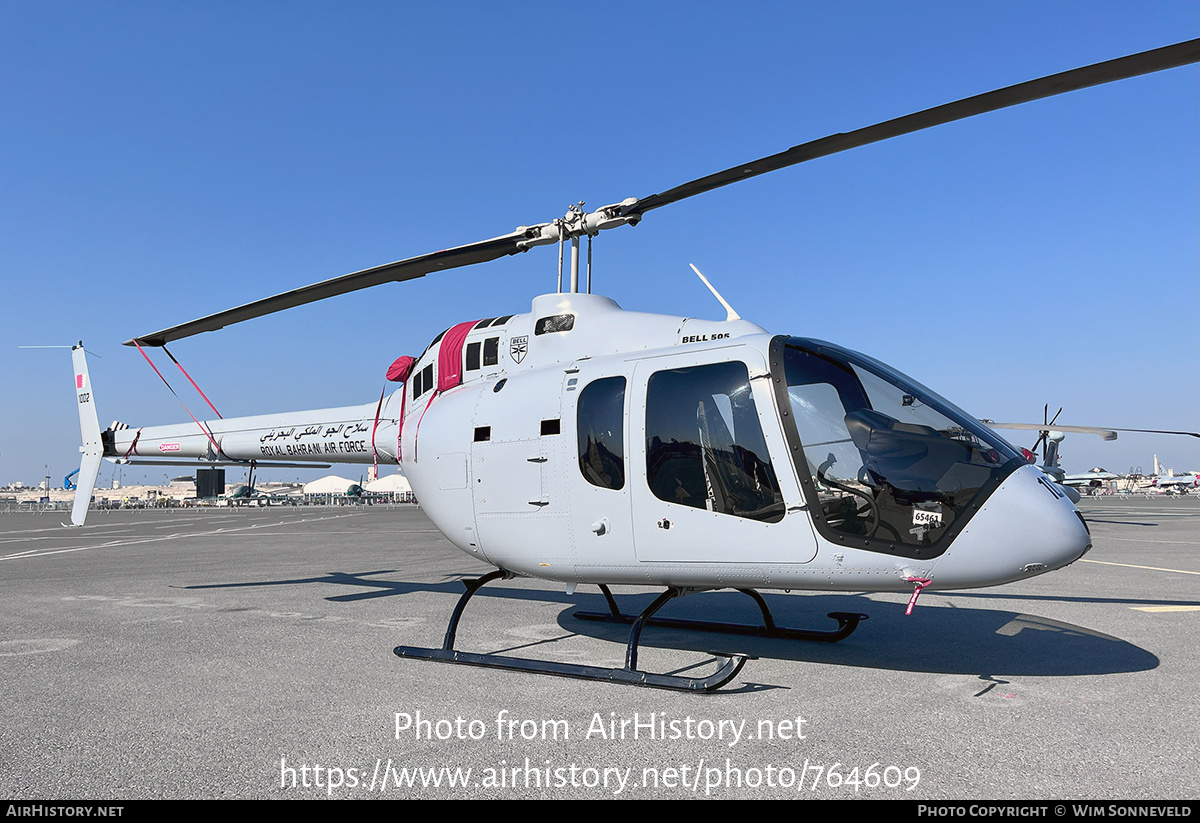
[577,377,626,491]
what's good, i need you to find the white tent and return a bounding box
[365,474,411,493]
[302,475,357,495]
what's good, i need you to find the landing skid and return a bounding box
[394,572,866,692]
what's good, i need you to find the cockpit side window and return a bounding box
[577,377,625,490]
[645,361,784,523]
[774,338,1022,555]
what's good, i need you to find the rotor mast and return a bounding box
[521,198,641,294]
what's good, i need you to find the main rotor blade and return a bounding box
[986,423,1200,440]
[126,39,1198,347]
[625,39,1199,216]
[125,230,536,346]
[1105,427,1200,438]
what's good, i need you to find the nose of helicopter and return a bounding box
[928,465,1091,589]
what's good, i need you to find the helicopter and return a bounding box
[983,405,1200,501]
[68,39,1198,691]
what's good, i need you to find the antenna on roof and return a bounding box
[689,264,741,322]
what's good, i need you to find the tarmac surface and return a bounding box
[1,497,1197,800]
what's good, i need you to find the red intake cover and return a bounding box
[386,355,415,383]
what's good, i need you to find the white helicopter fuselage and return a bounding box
[399,293,1089,593]
[103,293,1094,597]
[101,292,1091,596]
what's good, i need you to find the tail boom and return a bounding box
[104,395,402,467]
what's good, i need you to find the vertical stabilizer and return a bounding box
[70,343,103,526]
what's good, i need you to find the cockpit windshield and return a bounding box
[772,338,1024,555]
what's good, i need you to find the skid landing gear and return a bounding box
[575,585,868,643]
[394,571,867,692]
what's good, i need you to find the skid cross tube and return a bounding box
[574,585,869,643]
[394,572,748,692]
[440,569,512,650]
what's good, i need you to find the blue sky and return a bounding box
[2,1,1196,487]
